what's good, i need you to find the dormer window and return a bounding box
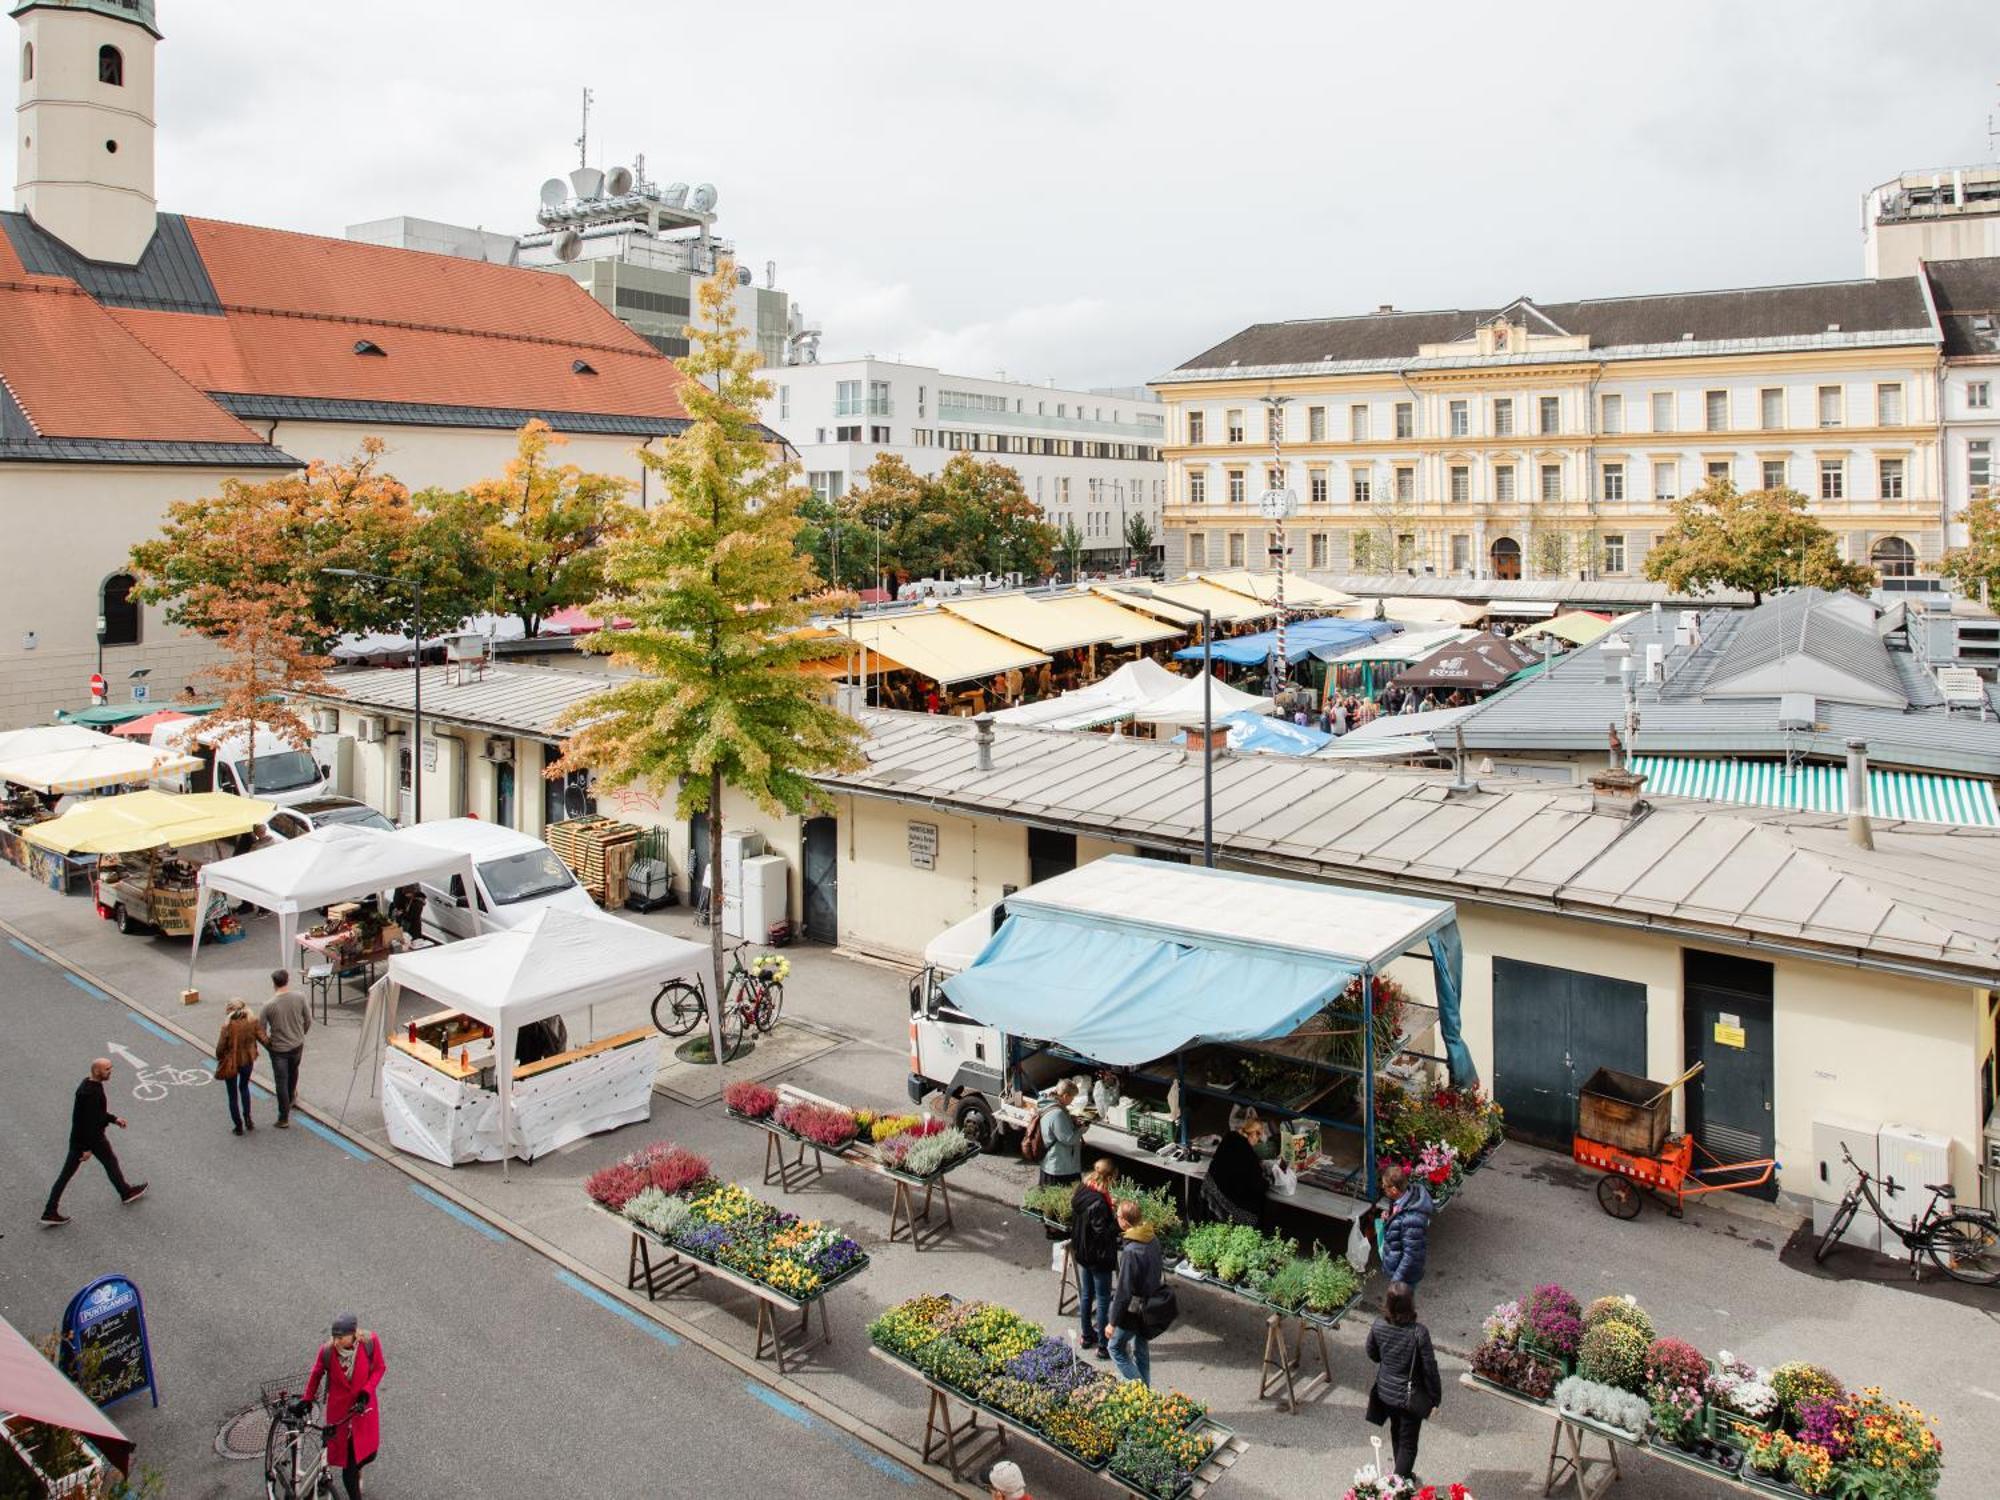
[98,45,123,87]
[353,339,386,357]
[571,358,597,375]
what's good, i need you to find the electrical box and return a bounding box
[1878,1122,1953,1226]
[1811,1116,1881,1253]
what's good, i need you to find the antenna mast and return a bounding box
[575,87,594,171]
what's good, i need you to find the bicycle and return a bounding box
[1814,1142,2000,1285]
[259,1374,358,1499]
[650,942,786,1053]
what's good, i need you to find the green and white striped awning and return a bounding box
[1630,756,2000,827]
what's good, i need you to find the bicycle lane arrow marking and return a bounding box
[108,1040,148,1069]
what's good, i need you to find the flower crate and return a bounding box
[1707,1403,1779,1446]
[0,1418,109,1498]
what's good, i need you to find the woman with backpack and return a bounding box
[1031,1080,1082,1188]
[1364,1282,1441,1482]
[1103,1199,1167,1385]
[1070,1159,1121,1360]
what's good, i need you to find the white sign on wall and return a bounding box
[907,821,939,870]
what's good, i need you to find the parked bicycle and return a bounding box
[1815,1142,1999,1285]
[651,943,787,1054]
[259,1375,356,1500]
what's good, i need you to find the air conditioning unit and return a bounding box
[356,715,385,744]
[312,707,340,735]
[482,737,514,763]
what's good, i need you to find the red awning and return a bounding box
[0,1314,133,1474]
[110,710,196,740]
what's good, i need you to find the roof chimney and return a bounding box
[972,713,995,772]
[1845,738,1873,850]
[1601,634,1631,683]
[1377,304,1396,314]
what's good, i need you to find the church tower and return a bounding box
[12,0,160,265]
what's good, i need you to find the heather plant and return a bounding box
[722,1080,778,1118]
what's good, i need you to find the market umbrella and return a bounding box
[1390,631,1543,692]
[111,709,198,740]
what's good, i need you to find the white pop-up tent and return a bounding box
[358,906,706,1172]
[190,823,481,980]
[1130,672,1275,729]
[988,658,1185,732]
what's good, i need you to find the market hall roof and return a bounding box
[297,665,616,742]
[820,709,2000,983]
[0,208,693,464]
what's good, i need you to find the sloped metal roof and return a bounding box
[301,665,611,740]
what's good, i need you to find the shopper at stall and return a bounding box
[1378,1162,1434,1287]
[260,968,311,1128]
[305,1313,386,1500]
[1033,1080,1082,1188]
[214,998,261,1135]
[1071,1158,1121,1360]
[1365,1282,1441,1482]
[1105,1198,1165,1386]
[40,1057,146,1225]
[1201,1105,1270,1226]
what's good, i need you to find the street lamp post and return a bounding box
[1131,589,1214,868]
[1258,393,1296,701]
[323,567,425,825]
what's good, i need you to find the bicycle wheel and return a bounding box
[651,979,706,1038]
[718,999,746,1060]
[265,1418,322,1500]
[752,979,783,1034]
[1815,1195,1859,1263]
[1925,1213,2000,1285]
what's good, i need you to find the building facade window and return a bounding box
[1310,532,1328,569]
[834,424,861,442]
[1350,404,1370,442]
[1871,536,1916,578]
[1495,465,1517,503]
[1187,410,1205,444]
[98,573,140,647]
[869,425,889,444]
[1706,460,1731,484]
[21,41,30,81]
[1449,465,1471,504]
[1968,439,1992,493]
[1539,395,1561,435]
[1818,386,1843,427]
[1876,383,1904,426]
[868,380,891,415]
[1492,398,1514,437]
[1309,470,1328,504]
[1602,534,1627,574]
[98,44,121,86]
[1760,388,1783,429]
[1819,458,1845,500]
[1762,459,1787,491]
[1601,394,1622,434]
[1189,533,1208,568]
[1308,406,1326,441]
[1651,391,1674,432]
[1188,471,1207,504]
[1448,400,1469,438]
[778,385,790,419]
[1704,389,1728,432]
[1601,462,1625,501]
[1267,467,1285,494]
[1878,457,1905,500]
[1394,467,1414,503]
[1394,402,1415,440]
[1352,470,1372,505]
[834,379,861,416]
[1227,469,1246,504]
[1227,533,1245,567]
[1540,463,1561,502]
[1450,533,1470,573]
[1968,381,1992,410]
[1653,461,1677,500]
[1226,410,1245,443]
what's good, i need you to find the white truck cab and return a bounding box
[393,818,597,941]
[151,722,330,807]
[908,905,1014,1149]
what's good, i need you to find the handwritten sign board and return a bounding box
[907,821,939,871]
[61,1274,157,1408]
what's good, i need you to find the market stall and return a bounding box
[358,907,703,1169]
[1390,631,1543,694]
[0,728,199,799]
[21,790,274,929]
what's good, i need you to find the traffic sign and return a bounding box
[89,673,106,704]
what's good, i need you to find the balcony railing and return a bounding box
[834,398,893,417]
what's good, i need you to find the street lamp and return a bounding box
[1257,393,1296,701]
[1130,588,1214,869]
[322,567,425,825]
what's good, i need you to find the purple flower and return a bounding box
[1795,1395,1850,1460]
[810,1236,865,1279]
[1003,1336,1104,1397]
[678,1224,731,1260]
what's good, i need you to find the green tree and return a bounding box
[1941,493,2000,603]
[555,264,865,1062]
[1057,517,1085,578]
[842,453,953,589]
[930,453,1058,578]
[1124,512,1156,566]
[1644,479,1876,603]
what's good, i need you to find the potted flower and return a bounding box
[1706,1353,1779,1444]
[1469,1339,1558,1402]
[776,1101,861,1152]
[722,1079,779,1120]
[1554,1376,1650,1442]
[1519,1284,1582,1373]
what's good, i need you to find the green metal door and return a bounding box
[1683,950,1776,1199]
[1492,958,1648,1149]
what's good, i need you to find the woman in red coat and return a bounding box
[304,1314,385,1499]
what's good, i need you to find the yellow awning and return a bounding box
[0,735,201,794]
[1094,580,1274,626]
[23,790,276,855]
[1344,597,1490,627]
[942,593,1183,653]
[1194,570,1358,610]
[1517,612,1618,647]
[833,610,1051,687]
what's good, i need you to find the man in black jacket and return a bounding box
[41,1058,147,1226]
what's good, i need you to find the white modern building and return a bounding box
[756,359,1167,569]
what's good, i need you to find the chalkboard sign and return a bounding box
[60,1275,158,1409]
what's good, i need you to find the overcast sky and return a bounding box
[9,1,1998,387]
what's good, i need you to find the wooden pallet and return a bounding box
[547,816,641,906]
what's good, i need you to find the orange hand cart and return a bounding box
[1571,1064,1778,1219]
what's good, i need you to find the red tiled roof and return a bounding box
[0,281,268,443]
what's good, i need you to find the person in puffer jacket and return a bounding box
[1378,1163,1434,1287]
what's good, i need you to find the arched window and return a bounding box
[98,572,141,647]
[98,44,122,86]
[21,41,32,82]
[1870,536,1917,579]
[1490,535,1523,581]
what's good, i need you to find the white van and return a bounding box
[151,722,330,807]
[393,818,597,940]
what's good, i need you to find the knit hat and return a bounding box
[331,1313,358,1335]
[987,1460,1027,1498]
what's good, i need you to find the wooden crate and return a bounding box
[548,817,642,906]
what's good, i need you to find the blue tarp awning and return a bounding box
[1174,708,1332,757]
[942,908,1360,1067]
[1175,616,1398,667]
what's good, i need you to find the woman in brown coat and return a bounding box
[215,998,261,1135]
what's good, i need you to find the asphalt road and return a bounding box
[0,937,926,1500]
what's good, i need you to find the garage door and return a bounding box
[1492,957,1649,1149]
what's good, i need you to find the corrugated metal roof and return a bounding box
[1631,756,1999,827]
[824,709,2000,980]
[1706,591,1906,707]
[302,665,610,739]
[1306,574,1757,608]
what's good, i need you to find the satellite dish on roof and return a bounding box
[689,183,717,213]
[539,177,568,208]
[735,265,753,287]
[662,182,689,209]
[554,230,584,262]
[569,166,605,200]
[604,164,634,197]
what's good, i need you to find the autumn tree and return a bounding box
[1124,512,1156,567]
[556,264,864,1063]
[1644,479,1876,603]
[821,452,1057,589]
[456,419,634,635]
[183,575,332,791]
[930,453,1058,578]
[1940,493,2000,604]
[840,453,955,589]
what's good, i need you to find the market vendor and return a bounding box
[1202,1105,1269,1226]
[513,1015,569,1068]
[391,884,425,937]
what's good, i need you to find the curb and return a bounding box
[1,917,983,1500]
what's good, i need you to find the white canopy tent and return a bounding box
[189,824,481,981]
[0,729,199,795]
[988,658,1185,732]
[358,907,706,1173]
[1130,672,1275,729]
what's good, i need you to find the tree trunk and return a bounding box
[706,767,727,1066]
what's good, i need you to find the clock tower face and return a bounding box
[1256,487,1297,521]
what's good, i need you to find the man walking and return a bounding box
[260,968,311,1128]
[42,1058,147,1225]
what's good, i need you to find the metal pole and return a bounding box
[1201,606,1214,869]
[412,576,423,826]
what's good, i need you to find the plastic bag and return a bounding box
[1346,1216,1372,1275]
[1051,1241,1070,1275]
[1268,1161,1298,1198]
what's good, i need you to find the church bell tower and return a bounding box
[12,0,160,265]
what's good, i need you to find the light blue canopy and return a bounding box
[942,908,1361,1067]
[1174,615,1398,667]
[1173,709,1332,757]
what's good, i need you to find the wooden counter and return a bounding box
[514,1026,653,1080]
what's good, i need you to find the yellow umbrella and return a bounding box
[1516,612,1619,647]
[23,791,275,855]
